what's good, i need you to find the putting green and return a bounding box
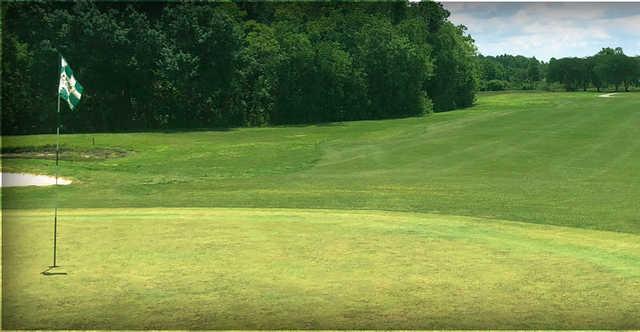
[3,208,640,329]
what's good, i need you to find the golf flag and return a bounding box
[58,56,84,110]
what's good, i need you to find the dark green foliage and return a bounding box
[486,79,508,91]
[548,47,640,92]
[426,24,478,111]
[477,54,543,91]
[547,57,585,91]
[1,1,478,134]
[235,21,281,126]
[156,4,245,128]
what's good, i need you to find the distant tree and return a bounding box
[547,57,585,91]
[593,52,612,91]
[157,3,244,128]
[427,23,478,110]
[355,16,424,118]
[479,57,506,81]
[544,47,639,93]
[271,30,314,124]
[609,48,627,92]
[527,59,541,89]
[476,54,542,91]
[486,79,507,91]
[635,57,640,88]
[593,47,627,91]
[587,56,603,92]
[1,31,36,134]
[620,54,639,92]
[235,21,282,126]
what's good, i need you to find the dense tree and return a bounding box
[635,57,640,88]
[1,1,477,134]
[547,57,586,91]
[526,60,541,89]
[620,54,640,92]
[235,21,281,126]
[427,24,478,111]
[585,56,602,92]
[547,47,640,92]
[157,4,245,128]
[476,54,543,91]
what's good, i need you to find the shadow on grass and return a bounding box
[41,266,68,276]
[159,127,234,134]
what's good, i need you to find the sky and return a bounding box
[441,2,640,61]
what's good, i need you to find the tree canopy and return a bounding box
[1,1,479,134]
[478,48,640,92]
[547,47,640,92]
[476,54,543,91]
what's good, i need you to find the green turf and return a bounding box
[3,208,640,329]
[3,91,640,233]
[3,91,640,329]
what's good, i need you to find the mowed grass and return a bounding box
[3,92,640,233]
[4,208,640,329]
[3,91,640,329]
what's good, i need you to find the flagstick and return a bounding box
[52,56,61,268]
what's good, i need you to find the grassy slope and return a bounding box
[4,208,640,329]
[3,92,640,233]
[3,92,640,329]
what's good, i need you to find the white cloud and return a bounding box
[442,2,640,59]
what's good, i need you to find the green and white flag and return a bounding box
[58,56,84,110]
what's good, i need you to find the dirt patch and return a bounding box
[1,145,130,161]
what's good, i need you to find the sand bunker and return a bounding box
[1,173,72,187]
[598,93,618,98]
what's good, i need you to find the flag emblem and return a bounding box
[58,56,84,110]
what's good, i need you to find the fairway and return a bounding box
[4,208,640,329]
[3,92,640,329]
[3,92,640,233]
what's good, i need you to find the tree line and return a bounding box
[547,48,640,92]
[477,48,640,92]
[1,1,478,135]
[476,54,542,91]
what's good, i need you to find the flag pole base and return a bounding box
[41,266,67,276]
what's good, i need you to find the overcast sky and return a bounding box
[441,2,640,61]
